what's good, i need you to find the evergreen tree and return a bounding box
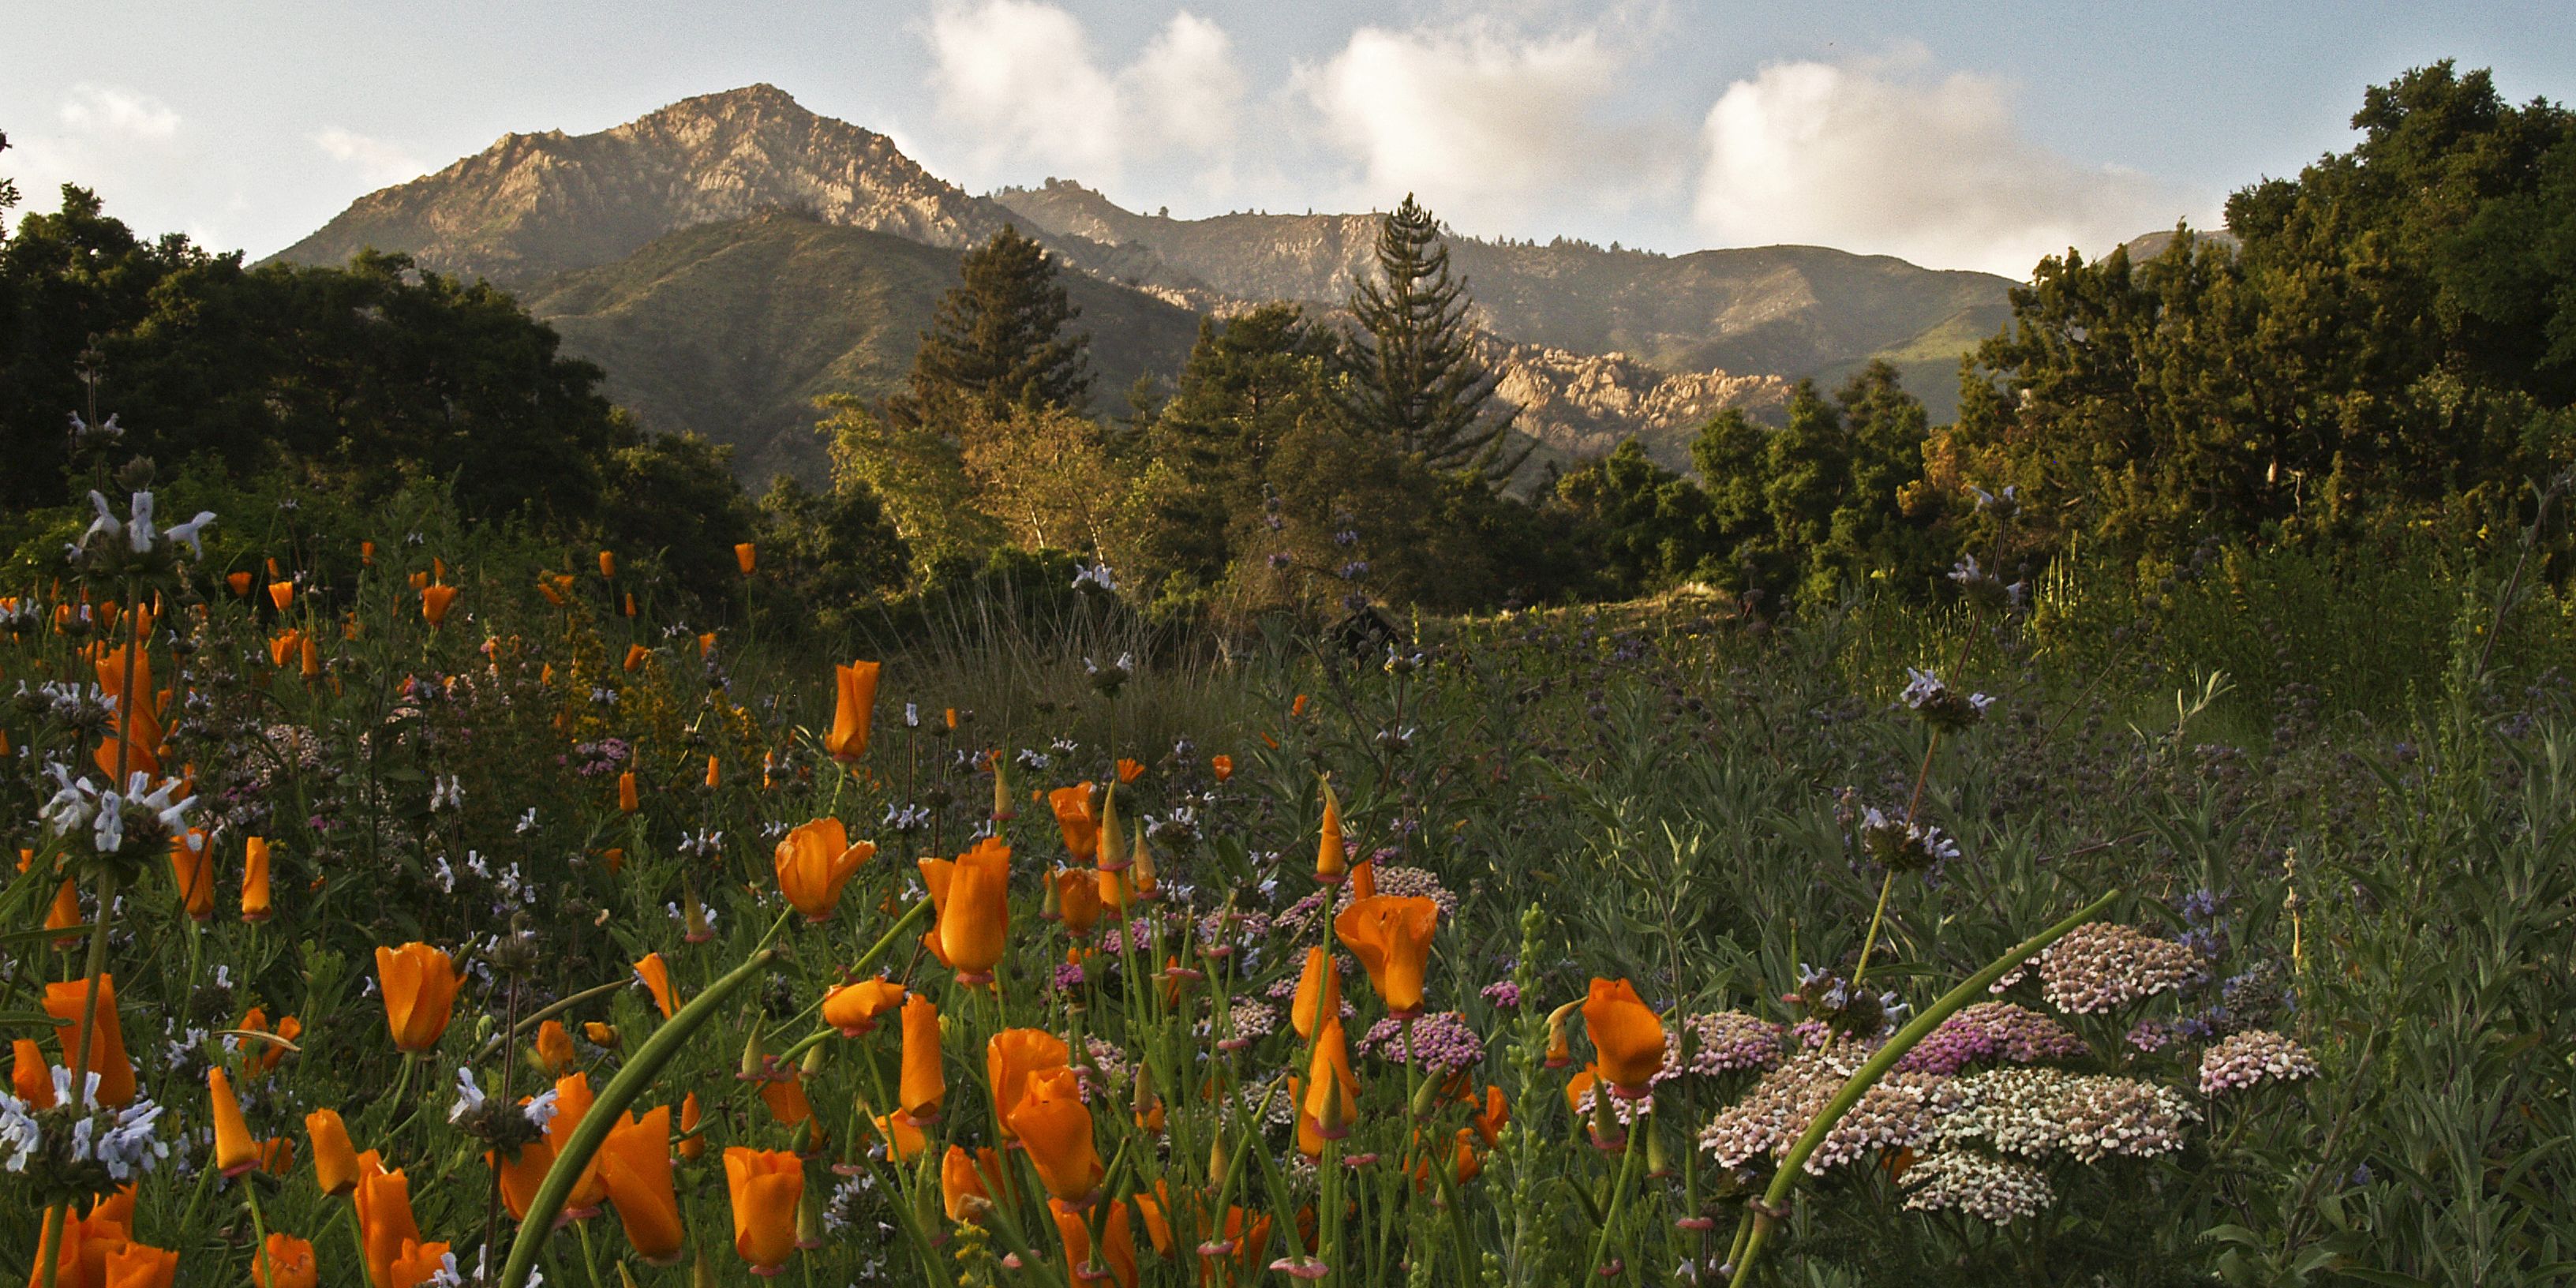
[1342,195,1521,483]
[891,224,1093,426]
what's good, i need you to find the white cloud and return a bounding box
[58,84,181,141]
[1301,23,1676,233]
[1692,49,2197,277]
[1124,13,1241,153]
[921,1,1240,178]
[313,127,430,188]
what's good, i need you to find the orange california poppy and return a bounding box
[773,818,874,921]
[822,978,906,1037]
[1049,783,1100,860]
[1210,754,1234,781]
[635,953,678,1020]
[1054,867,1104,938]
[678,1091,706,1162]
[548,1072,611,1215]
[267,580,294,611]
[385,1238,451,1288]
[985,1028,1071,1136]
[1332,894,1440,1017]
[354,1162,423,1288]
[1290,947,1341,1042]
[227,571,255,597]
[1301,1017,1360,1150]
[598,550,618,578]
[734,542,758,575]
[724,1148,803,1272]
[308,1108,361,1196]
[936,836,1011,984]
[421,585,459,627]
[103,1242,179,1288]
[1543,1000,1579,1068]
[46,878,80,949]
[897,993,945,1125]
[618,771,639,814]
[241,836,272,922]
[252,1232,319,1288]
[374,944,462,1054]
[1116,757,1145,784]
[43,974,136,1105]
[1349,859,1377,901]
[1005,1067,1103,1203]
[12,1039,52,1108]
[534,1019,576,1075]
[210,1065,259,1177]
[1052,1196,1140,1288]
[488,1135,556,1220]
[825,661,880,763]
[942,1144,1008,1221]
[1470,1084,1509,1147]
[1316,779,1346,884]
[169,829,214,921]
[1582,978,1668,1095]
[599,1105,684,1264]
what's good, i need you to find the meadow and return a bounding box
[2,475,2572,1288]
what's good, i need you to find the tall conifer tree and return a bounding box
[1342,195,1522,483]
[891,224,1092,426]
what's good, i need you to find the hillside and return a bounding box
[518,211,1202,486]
[994,179,2011,421]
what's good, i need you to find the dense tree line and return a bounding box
[10,62,2569,626]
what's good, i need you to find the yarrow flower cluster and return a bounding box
[1921,1068,2197,1163]
[1898,1149,2054,1223]
[1698,1040,1940,1174]
[1678,1011,1784,1076]
[2198,1029,2319,1096]
[2012,923,2206,1014]
[1893,1003,2086,1076]
[1356,1011,1484,1074]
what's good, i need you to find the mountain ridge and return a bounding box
[274,84,2024,474]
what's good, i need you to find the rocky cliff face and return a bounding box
[1486,342,1789,473]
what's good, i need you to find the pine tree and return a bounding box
[890,224,1092,426]
[1342,195,1522,483]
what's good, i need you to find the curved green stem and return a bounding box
[1728,887,2118,1287]
[497,948,781,1288]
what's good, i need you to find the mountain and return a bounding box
[277,84,2020,481]
[516,211,1201,485]
[993,179,2012,422]
[276,85,1009,283]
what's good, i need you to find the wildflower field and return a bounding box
[4,470,2574,1288]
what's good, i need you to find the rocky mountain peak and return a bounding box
[271,84,1005,283]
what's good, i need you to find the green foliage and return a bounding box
[1,191,626,522]
[1552,440,1722,594]
[1951,62,2576,564]
[753,472,911,631]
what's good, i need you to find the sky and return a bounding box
[5,0,2573,279]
